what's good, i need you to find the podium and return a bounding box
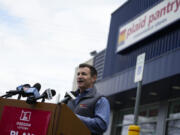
[0,97,90,135]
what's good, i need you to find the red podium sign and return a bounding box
[0,106,51,135]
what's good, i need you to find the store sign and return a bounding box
[116,0,180,53]
[0,106,51,135]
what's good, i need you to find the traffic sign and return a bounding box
[134,53,145,83]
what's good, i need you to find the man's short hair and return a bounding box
[79,63,97,77]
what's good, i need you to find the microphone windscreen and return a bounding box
[23,84,31,88]
[16,85,23,91]
[16,84,31,91]
[33,83,41,91]
[51,90,56,96]
[66,91,75,99]
[24,88,40,98]
[44,89,56,100]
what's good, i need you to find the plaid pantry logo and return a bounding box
[118,29,127,46]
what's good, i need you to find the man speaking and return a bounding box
[67,64,110,135]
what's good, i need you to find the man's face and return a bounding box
[77,67,96,91]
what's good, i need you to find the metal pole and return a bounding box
[134,81,142,125]
[17,94,21,100]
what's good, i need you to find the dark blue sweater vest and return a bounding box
[67,87,103,135]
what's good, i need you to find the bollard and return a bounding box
[128,125,140,135]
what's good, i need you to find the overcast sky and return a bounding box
[0,0,126,102]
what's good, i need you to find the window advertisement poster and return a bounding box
[0,106,51,135]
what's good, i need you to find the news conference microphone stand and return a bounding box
[1,94,9,98]
[1,93,22,100]
[41,98,45,102]
[17,94,21,100]
[1,93,13,99]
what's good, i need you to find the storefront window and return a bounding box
[166,100,180,135]
[112,105,158,135]
[121,114,134,135]
[111,109,133,135]
[139,108,158,135]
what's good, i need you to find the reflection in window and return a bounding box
[121,114,134,135]
[139,108,158,135]
[140,122,156,135]
[112,105,158,135]
[167,102,180,135]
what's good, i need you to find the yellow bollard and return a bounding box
[128,125,140,135]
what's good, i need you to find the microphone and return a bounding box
[16,84,31,91]
[26,89,56,104]
[37,89,56,100]
[1,84,31,99]
[60,91,76,104]
[1,83,41,99]
[17,84,31,99]
[22,83,41,98]
[32,83,41,92]
[23,88,40,98]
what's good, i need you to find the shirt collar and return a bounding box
[77,88,93,96]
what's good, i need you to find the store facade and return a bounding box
[93,0,180,135]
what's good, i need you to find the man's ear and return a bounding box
[92,75,97,83]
